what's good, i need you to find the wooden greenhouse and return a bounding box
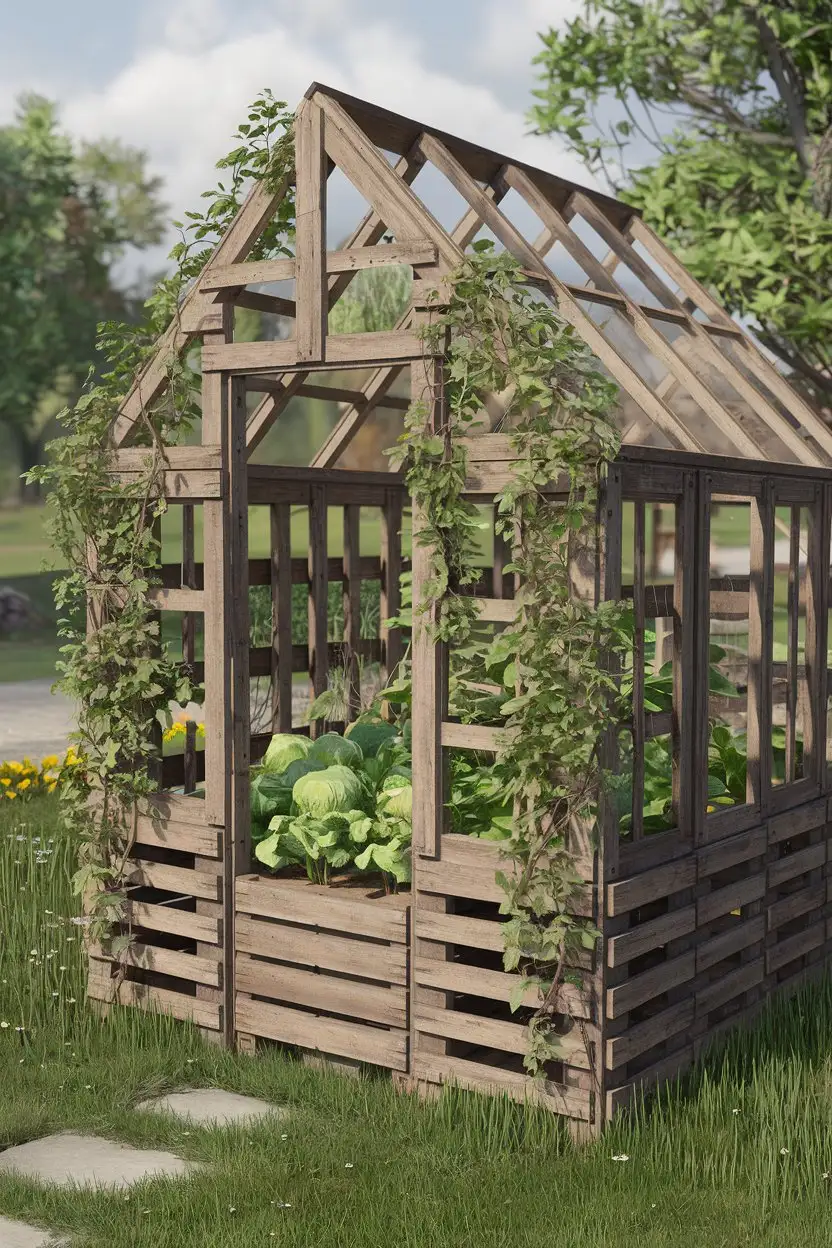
[89,83,832,1136]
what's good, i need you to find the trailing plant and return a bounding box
[27,91,296,947]
[389,243,627,1079]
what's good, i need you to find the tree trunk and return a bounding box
[12,426,43,503]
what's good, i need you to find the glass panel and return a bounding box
[707,498,751,814]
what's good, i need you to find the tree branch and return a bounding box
[744,5,811,175]
[757,330,832,404]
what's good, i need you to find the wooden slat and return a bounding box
[328,240,438,271]
[632,499,646,840]
[440,723,504,751]
[203,331,430,374]
[88,972,221,1029]
[696,915,765,973]
[133,815,220,858]
[418,1003,557,1061]
[768,841,827,889]
[380,488,403,680]
[271,501,293,732]
[108,470,222,500]
[126,859,221,901]
[767,883,825,930]
[199,241,439,293]
[111,446,222,472]
[606,951,696,1017]
[411,309,446,859]
[146,588,205,612]
[697,874,766,925]
[417,909,505,952]
[127,900,219,944]
[236,956,406,1027]
[413,1051,590,1119]
[91,941,220,988]
[235,914,408,984]
[236,876,408,942]
[766,925,824,974]
[342,502,361,721]
[235,996,407,1070]
[473,597,516,623]
[607,904,697,968]
[786,506,800,781]
[606,1000,694,1071]
[414,957,589,1019]
[697,962,763,1015]
[308,482,328,734]
[295,99,327,363]
[606,858,697,916]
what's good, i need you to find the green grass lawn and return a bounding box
[3,795,832,1246]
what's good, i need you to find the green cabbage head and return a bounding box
[378,779,413,821]
[292,764,363,817]
[263,733,312,773]
[308,732,363,768]
[251,757,326,824]
[344,719,398,758]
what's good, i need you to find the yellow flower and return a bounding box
[18,778,31,791]
[41,755,59,769]
[6,791,16,800]
[7,762,23,774]
[47,781,57,792]
[0,778,10,788]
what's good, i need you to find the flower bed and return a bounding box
[0,749,80,801]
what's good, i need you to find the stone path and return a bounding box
[135,1087,287,1126]
[0,1215,64,1247]
[0,1132,196,1190]
[0,1090,286,1245]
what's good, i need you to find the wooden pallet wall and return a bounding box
[234,875,410,1069]
[87,794,224,1037]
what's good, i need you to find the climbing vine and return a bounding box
[390,244,627,1077]
[28,91,296,946]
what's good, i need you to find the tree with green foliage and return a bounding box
[0,94,167,499]
[530,1,832,408]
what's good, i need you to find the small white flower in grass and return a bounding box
[228,1207,236,1214]
[611,1154,630,1162]
[345,1162,354,1169]
[0,1021,8,1029]
[67,998,76,1004]
[280,1133,288,1141]
[182,1131,191,1138]
[732,1108,740,1115]
[781,1148,789,1156]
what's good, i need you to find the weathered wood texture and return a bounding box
[87,795,224,1035]
[234,875,410,1069]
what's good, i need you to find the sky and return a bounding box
[0,0,593,280]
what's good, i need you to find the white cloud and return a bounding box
[476,0,583,77]
[60,2,597,279]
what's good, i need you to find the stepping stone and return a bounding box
[0,1132,195,1190]
[0,1215,65,1246]
[135,1088,288,1127]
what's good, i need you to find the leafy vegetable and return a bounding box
[292,764,364,818]
[262,733,312,773]
[251,758,325,823]
[308,732,364,768]
[344,718,398,758]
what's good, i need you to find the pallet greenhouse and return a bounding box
[85,83,832,1138]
